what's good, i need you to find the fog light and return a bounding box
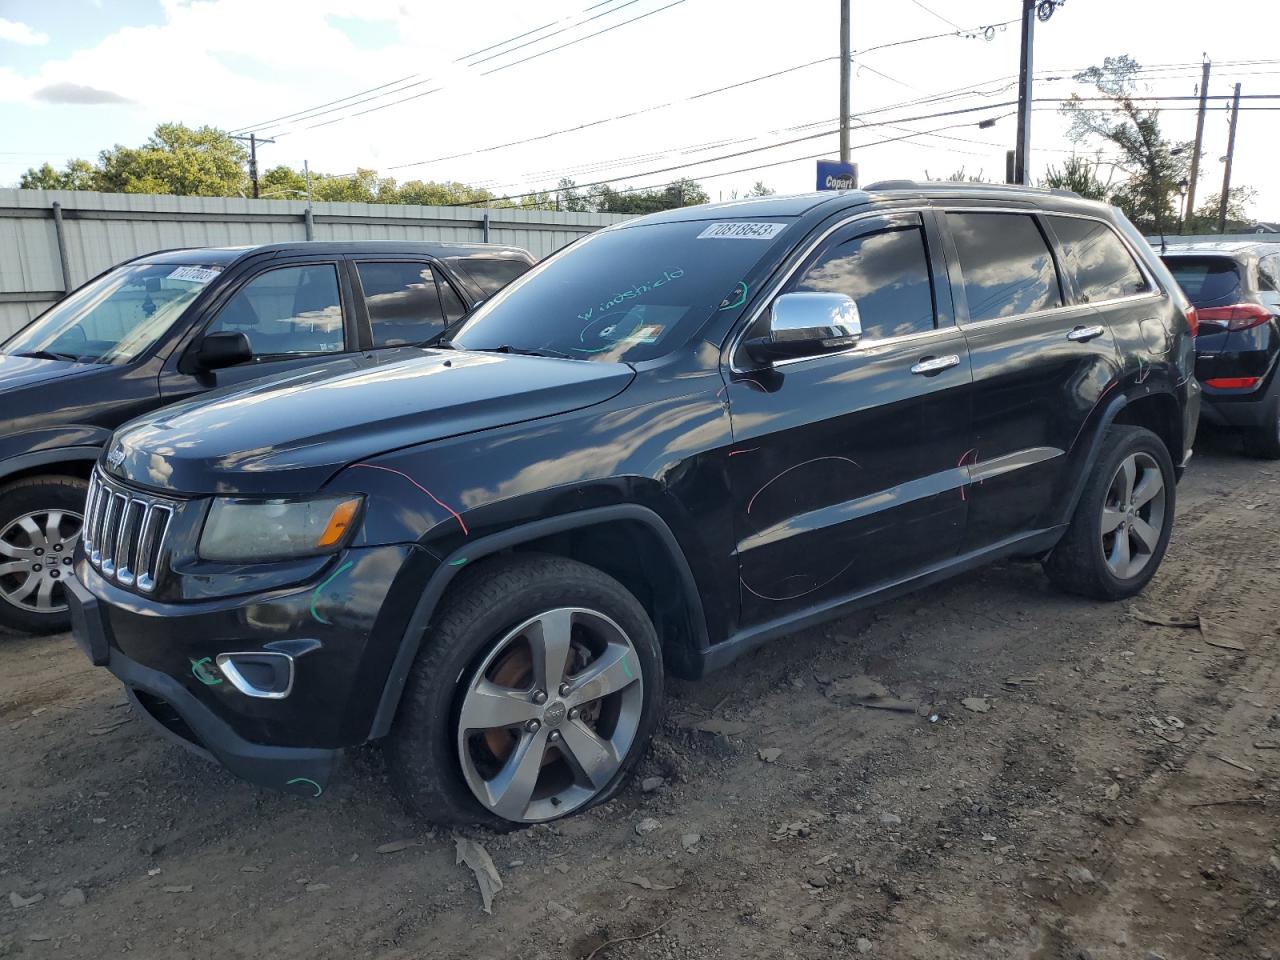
[215,652,294,699]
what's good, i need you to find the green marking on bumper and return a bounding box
[190,657,222,686]
[310,560,355,625]
[286,777,323,798]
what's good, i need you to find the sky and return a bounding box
[1,0,1277,220]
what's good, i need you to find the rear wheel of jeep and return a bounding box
[1043,425,1176,601]
[0,475,88,635]
[386,554,663,827]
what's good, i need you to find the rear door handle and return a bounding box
[910,354,961,376]
[1066,324,1106,342]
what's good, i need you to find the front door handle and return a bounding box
[1066,324,1106,342]
[910,354,961,376]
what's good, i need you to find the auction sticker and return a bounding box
[167,266,222,283]
[697,221,787,240]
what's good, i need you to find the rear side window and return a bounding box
[1048,216,1149,302]
[947,212,1062,322]
[1161,257,1243,308]
[356,261,447,347]
[206,264,345,356]
[452,258,529,297]
[789,225,936,340]
[1258,255,1280,292]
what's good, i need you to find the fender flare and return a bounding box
[1054,388,1163,530]
[368,503,709,739]
[0,445,102,484]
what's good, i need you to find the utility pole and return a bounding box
[839,0,851,164]
[1013,0,1035,185]
[1217,82,1241,233]
[1183,59,1211,232]
[231,132,275,199]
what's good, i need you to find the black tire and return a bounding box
[1043,425,1176,601]
[1241,392,1280,460]
[0,475,88,635]
[385,553,664,828]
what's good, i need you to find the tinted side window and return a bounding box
[789,225,937,340]
[453,258,529,297]
[357,262,446,347]
[1258,255,1280,292]
[206,264,344,356]
[438,277,468,322]
[1048,215,1148,302]
[948,213,1063,322]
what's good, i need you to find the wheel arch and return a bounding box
[369,504,710,739]
[0,447,100,488]
[1054,387,1180,531]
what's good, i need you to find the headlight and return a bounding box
[198,495,362,562]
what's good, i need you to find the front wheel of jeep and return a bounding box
[385,554,664,827]
[1043,425,1176,601]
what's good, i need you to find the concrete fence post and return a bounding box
[51,201,72,296]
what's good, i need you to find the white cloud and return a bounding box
[0,17,49,45]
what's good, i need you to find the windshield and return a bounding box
[450,219,791,363]
[1161,256,1243,308]
[2,262,219,364]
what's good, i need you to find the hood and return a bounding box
[108,349,634,495]
[0,352,101,390]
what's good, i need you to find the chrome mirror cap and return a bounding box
[771,291,862,343]
[744,292,862,365]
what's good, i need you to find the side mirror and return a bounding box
[745,292,862,364]
[194,331,253,370]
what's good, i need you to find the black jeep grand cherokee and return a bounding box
[70,184,1199,826]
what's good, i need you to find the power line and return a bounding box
[465,0,643,67]
[907,0,964,32]
[476,0,687,76]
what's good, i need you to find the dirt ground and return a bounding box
[2,435,1278,960]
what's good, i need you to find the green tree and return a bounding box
[258,165,309,200]
[925,166,989,183]
[95,123,249,197]
[397,179,499,206]
[19,158,100,190]
[1060,55,1193,233]
[1186,186,1258,233]
[746,180,775,197]
[1040,155,1113,202]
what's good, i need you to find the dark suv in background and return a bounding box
[0,241,531,633]
[69,184,1198,827]
[1160,241,1280,458]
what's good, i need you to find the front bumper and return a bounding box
[68,541,431,797]
[67,573,340,796]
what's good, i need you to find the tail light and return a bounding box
[1184,305,1199,338]
[1204,376,1261,390]
[1195,303,1272,332]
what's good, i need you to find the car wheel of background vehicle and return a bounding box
[385,553,664,828]
[1043,425,1176,601]
[1241,392,1280,460]
[0,475,88,635]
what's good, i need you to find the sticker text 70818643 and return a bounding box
[696,222,786,241]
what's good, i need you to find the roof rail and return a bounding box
[862,179,1082,200]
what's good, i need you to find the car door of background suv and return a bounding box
[159,255,365,403]
[941,207,1121,554]
[725,209,974,628]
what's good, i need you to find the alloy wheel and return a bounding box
[1099,452,1166,581]
[456,607,644,823]
[0,509,83,614]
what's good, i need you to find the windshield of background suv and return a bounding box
[449,219,791,363]
[1161,256,1244,308]
[2,262,217,365]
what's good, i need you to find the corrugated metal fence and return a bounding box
[0,188,629,336]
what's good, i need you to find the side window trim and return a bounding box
[351,257,453,349]
[728,204,954,372]
[184,258,350,369]
[1041,213,1155,307]
[780,211,942,343]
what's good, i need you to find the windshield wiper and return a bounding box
[470,344,574,360]
[11,349,85,362]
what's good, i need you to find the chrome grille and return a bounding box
[83,471,175,593]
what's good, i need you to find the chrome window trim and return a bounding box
[942,206,1164,329]
[1038,208,1162,305]
[729,205,941,374]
